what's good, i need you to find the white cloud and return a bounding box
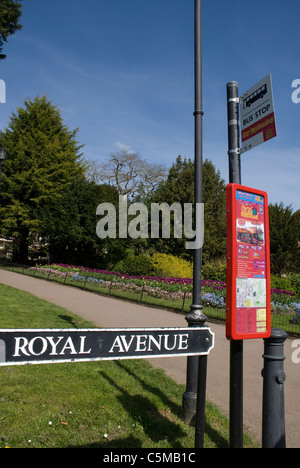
[114,142,135,154]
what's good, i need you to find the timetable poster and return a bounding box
[235,190,267,335]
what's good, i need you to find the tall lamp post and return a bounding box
[0,146,6,180]
[182,0,207,439]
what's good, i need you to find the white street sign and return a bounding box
[240,74,277,153]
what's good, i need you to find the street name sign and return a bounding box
[0,327,214,366]
[240,74,277,153]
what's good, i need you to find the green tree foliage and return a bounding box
[201,158,227,262]
[269,203,300,275]
[0,0,23,60]
[0,95,84,263]
[151,156,226,263]
[43,178,126,268]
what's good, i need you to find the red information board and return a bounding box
[226,184,271,340]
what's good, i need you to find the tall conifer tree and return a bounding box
[0,95,84,262]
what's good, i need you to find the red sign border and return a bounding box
[226,184,271,341]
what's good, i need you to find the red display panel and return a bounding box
[226,184,271,340]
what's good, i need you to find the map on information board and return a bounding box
[236,278,266,308]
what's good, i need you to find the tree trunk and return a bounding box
[12,231,29,264]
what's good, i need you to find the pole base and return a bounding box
[182,391,197,426]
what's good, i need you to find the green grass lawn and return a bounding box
[0,283,257,448]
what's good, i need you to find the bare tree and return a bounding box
[87,149,167,199]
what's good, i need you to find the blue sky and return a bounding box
[0,0,299,209]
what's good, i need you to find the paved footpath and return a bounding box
[0,269,299,448]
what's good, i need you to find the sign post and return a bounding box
[183,1,207,447]
[227,75,275,448]
[227,81,244,449]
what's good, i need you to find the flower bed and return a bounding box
[30,264,226,309]
[30,263,299,316]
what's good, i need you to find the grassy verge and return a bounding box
[0,283,257,448]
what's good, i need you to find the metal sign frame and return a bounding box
[226,183,271,340]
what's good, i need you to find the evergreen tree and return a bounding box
[202,158,227,262]
[269,203,300,275]
[0,0,23,60]
[0,95,84,263]
[151,155,227,262]
[43,178,126,268]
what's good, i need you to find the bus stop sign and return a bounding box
[240,74,277,153]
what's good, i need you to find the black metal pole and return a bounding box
[227,81,244,449]
[227,82,241,185]
[183,0,207,435]
[195,351,208,448]
[229,339,243,448]
[262,329,287,448]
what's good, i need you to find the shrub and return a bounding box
[202,259,227,282]
[287,273,300,295]
[271,275,296,294]
[114,255,156,276]
[150,253,193,279]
